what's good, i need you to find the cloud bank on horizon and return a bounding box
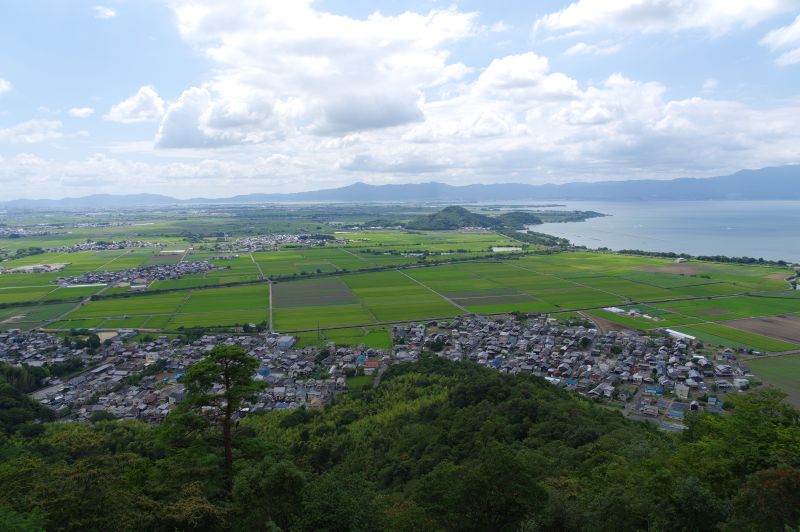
[0,0,799,199]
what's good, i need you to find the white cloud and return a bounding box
[93,6,117,19]
[68,107,95,118]
[0,120,63,143]
[106,86,165,123]
[535,0,795,36]
[7,1,800,199]
[563,41,622,56]
[155,1,477,147]
[0,78,11,95]
[761,15,800,66]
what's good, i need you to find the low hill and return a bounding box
[497,210,543,228]
[405,205,503,230]
[405,206,544,230]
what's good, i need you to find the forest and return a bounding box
[0,355,798,531]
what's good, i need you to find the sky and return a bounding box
[0,0,799,200]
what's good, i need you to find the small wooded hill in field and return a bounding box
[0,356,798,531]
[405,206,542,230]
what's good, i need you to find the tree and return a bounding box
[183,345,264,482]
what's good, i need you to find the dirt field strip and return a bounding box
[250,253,265,280]
[0,314,25,324]
[268,280,273,332]
[580,311,637,334]
[395,269,471,314]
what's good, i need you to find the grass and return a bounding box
[274,304,376,331]
[346,374,375,391]
[295,326,392,348]
[747,355,800,407]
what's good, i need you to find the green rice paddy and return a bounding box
[3,222,796,352]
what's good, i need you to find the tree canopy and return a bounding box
[0,355,797,530]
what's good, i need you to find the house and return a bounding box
[276,336,296,350]
[674,382,690,400]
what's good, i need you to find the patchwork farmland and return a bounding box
[17,247,798,354]
[2,210,797,354]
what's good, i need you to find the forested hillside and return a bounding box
[0,356,798,531]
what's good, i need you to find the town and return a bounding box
[222,233,346,251]
[55,260,223,287]
[1,313,755,430]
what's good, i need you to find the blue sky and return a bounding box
[0,0,799,199]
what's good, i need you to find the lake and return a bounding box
[529,200,800,263]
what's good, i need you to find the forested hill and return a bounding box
[405,206,504,230]
[1,357,799,531]
[404,206,543,230]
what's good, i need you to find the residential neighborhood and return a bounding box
[1,313,759,430]
[55,260,223,287]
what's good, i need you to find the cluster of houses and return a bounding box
[3,312,759,429]
[55,261,222,287]
[0,224,61,238]
[2,329,389,423]
[49,240,162,253]
[392,315,754,428]
[224,234,346,251]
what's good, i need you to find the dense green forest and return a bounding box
[1,356,798,531]
[405,206,505,230]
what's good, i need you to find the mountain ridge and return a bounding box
[2,165,799,208]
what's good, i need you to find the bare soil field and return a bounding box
[724,315,800,344]
[0,314,25,324]
[637,264,706,275]
[767,273,790,280]
[582,312,637,335]
[700,309,731,315]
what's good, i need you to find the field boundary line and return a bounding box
[337,246,373,265]
[93,249,133,272]
[268,280,273,332]
[508,262,629,301]
[250,253,265,280]
[395,269,471,314]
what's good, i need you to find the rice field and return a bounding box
[13,246,793,352]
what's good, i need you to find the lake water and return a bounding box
[529,201,800,263]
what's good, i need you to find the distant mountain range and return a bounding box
[3,165,799,209]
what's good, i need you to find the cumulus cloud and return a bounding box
[106,86,165,123]
[0,120,63,143]
[0,78,11,95]
[7,1,800,199]
[68,107,95,118]
[761,15,800,66]
[535,0,795,36]
[154,1,477,148]
[93,6,117,19]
